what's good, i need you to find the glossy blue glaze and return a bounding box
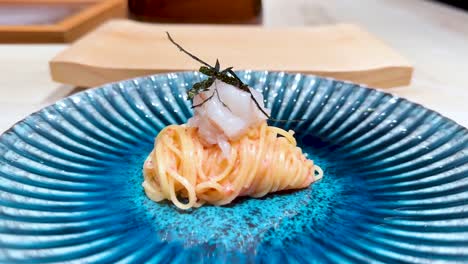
[0,71,467,263]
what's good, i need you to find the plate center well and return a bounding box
[112,135,374,254]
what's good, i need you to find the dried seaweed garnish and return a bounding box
[166,32,303,122]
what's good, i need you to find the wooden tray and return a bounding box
[50,20,413,88]
[0,0,126,43]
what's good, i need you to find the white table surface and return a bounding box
[1,0,467,133]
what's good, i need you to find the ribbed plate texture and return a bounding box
[0,71,467,263]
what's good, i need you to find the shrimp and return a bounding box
[187,80,270,155]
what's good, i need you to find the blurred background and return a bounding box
[1,0,467,30]
[127,0,468,24]
[1,0,467,43]
[1,0,467,130]
[437,0,468,10]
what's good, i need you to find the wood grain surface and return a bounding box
[50,19,412,88]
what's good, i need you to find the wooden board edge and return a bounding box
[0,26,66,43]
[61,0,127,42]
[0,0,98,3]
[50,60,413,89]
[318,66,414,88]
[58,0,124,29]
[0,0,125,43]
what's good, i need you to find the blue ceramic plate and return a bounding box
[0,71,467,263]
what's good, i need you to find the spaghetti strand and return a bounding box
[143,122,322,210]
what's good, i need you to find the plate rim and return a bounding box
[3,71,466,139]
